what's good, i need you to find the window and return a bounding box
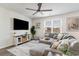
[44,19,61,33]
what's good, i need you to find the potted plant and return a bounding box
[30,26,36,39]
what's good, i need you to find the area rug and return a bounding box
[7,40,50,56]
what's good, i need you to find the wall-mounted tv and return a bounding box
[13,18,29,30]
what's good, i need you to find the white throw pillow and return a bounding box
[57,33,63,40]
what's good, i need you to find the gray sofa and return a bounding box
[30,38,79,56]
[29,33,77,56]
[39,33,59,44]
[39,33,75,45]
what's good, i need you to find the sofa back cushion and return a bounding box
[70,40,79,50]
[49,33,54,38]
[48,33,59,39]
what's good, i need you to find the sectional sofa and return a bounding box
[29,33,79,56]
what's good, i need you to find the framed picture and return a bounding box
[67,17,79,31]
[36,22,40,29]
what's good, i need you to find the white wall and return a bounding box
[32,11,79,39]
[0,6,32,49]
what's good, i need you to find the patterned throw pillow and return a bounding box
[53,33,59,39]
[57,39,69,50]
[57,33,64,40]
[51,41,60,49]
[62,34,74,39]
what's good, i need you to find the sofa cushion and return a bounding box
[49,33,54,38]
[69,38,76,45]
[49,33,58,39]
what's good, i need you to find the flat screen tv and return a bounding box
[13,18,29,30]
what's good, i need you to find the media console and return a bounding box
[13,33,31,45]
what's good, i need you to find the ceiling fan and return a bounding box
[26,3,52,15]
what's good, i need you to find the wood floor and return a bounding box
[0,49,15,56]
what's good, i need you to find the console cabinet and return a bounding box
[14,34,31,45]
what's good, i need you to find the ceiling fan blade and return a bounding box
[26,8,36,11]
[37,3,42,11]
[33,11,38,15]
[40,9,52,12]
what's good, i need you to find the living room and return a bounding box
[0,3,79,56]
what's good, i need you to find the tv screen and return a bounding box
[13,18,29,30]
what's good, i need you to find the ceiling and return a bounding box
[0,3,79,18]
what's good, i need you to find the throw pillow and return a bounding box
[57,33,64,40]
[51,41,60,49]
[57,39,69,50]
[62,34,70,39]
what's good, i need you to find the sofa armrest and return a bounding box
[44,48,63,56]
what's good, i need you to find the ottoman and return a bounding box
[29,48,49,56]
